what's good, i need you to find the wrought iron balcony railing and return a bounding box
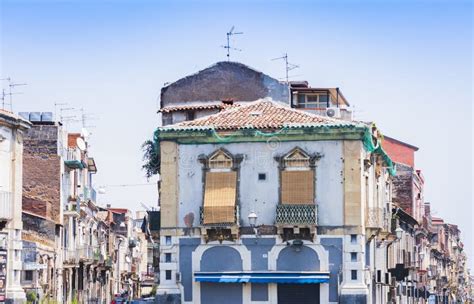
[275,204,317,226]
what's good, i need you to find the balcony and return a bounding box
[275,204,317,226]
[83,186,97,203]
[64,148,85,169]
[0,191,13,221]
[64,250,79,264]
[366,207,390,231]
[199,205,239,227]
[200,206,239,242]
[78,245,95,262]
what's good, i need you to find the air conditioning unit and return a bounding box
[176,272,181,282]
[326,107,341,118]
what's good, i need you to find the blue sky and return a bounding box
[1,0,472,263]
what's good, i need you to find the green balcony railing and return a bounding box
[275,204,317,225]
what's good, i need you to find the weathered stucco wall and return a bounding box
[177,140,344,228]
[343,140,363,228]
[161,62,289,106]
[160,141,179,229]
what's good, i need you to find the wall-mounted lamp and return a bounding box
[248,212,257,226]
[395,227,403,240]
[248,212,259,238]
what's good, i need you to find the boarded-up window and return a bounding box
[203,171,237,224]
[281,170,314,204]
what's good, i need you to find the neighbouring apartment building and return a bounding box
[19,111,65,302]
[0,109,30,303]
[155,99,395,304]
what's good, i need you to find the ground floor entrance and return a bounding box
[277,283,320,304]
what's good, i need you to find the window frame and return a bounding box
[297,93,331,109]
[351,270,358,280]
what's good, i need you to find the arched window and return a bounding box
[280,148,314,204]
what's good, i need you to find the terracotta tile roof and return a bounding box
[159,102,240,113]
[108,208,129,214]
[162,99,357,131]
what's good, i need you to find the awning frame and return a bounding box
[194,271,330,284]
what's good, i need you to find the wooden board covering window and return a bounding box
[281,170,314,204]
[203,171,237,224]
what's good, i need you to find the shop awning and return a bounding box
[194,271,330,284]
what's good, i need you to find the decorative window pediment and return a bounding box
[283,148,311,169]
[208,149,233,170]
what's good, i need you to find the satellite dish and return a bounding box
[76,137,86,151]
[326,108,336,117]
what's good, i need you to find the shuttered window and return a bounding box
[203,171,237,224]
[281,170,314,204]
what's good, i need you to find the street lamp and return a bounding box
[395,227,403,240]
[248,212,259,238]
[248,212,258,227]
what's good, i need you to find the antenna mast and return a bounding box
[272,53,299,83]
[221,26,243,61]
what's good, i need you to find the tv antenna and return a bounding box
[221,26,243,61]
[272,53,299,83]
[1,78,26,111]
[54,102,75,122]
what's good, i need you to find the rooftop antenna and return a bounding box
[221,26,243,61]
[55,102,74,122]
[7,79,27,111]
[272,53,299,83]
[80,107,99,129]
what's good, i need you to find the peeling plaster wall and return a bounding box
[176,141,344,228]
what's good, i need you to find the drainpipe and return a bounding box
[117,238,122,294]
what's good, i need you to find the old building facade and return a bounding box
[0,110,30,303]
[155,99,395,304]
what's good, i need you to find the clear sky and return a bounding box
[1,0,472,265]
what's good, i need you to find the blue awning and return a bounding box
[194,271,330,284]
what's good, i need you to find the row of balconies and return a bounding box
[63,245,105,264]
[198,204,318,227]
[197,204,390,230]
